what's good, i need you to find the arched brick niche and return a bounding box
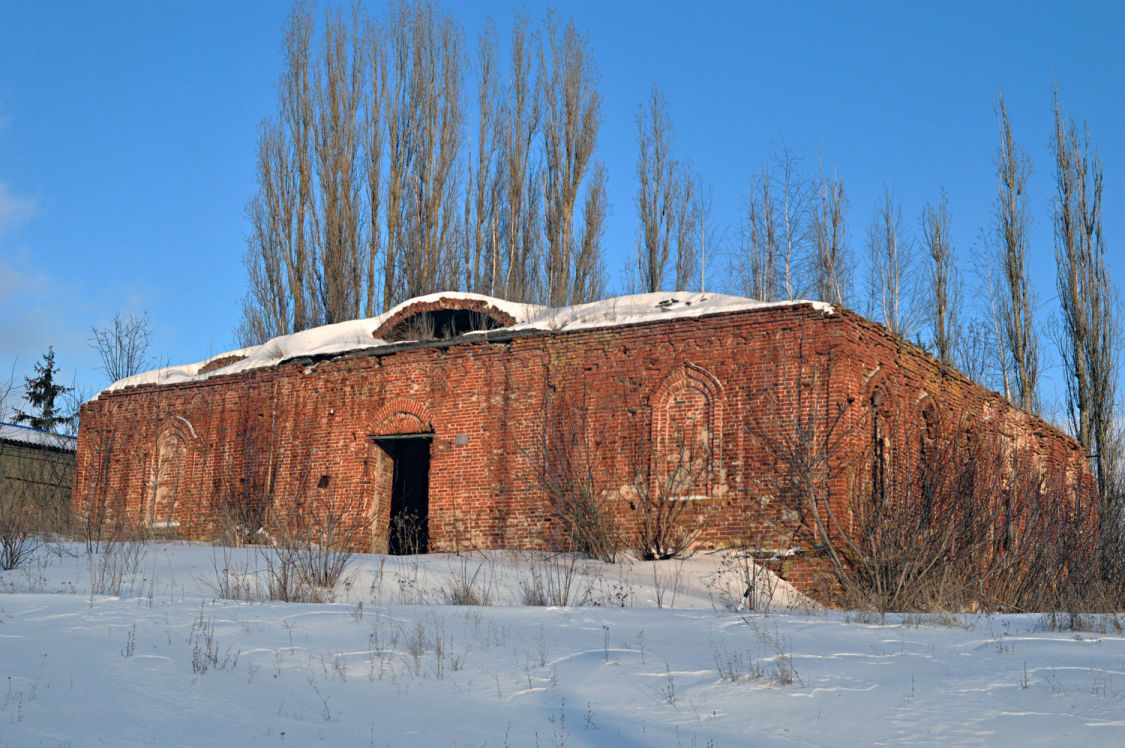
[148,416,198,527]
[372,297,518,343]
[650,363,724,499]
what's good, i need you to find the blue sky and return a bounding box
[1,1,1122,420]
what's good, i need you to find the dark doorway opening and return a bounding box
[373,435,432,555]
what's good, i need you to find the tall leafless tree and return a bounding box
[993,94,1039,413]
[382,3,410,309]
[312,7,364,324]
[496,13,542,303]
[695,183,718,293]
[866,186,916,339]
[979,250,1014,399]
[738,164,779,301]
[362,15,386,318]
[1053,92,1119,516]
[282,2,317,333]
[737,148,809,302]
[90,312,153,384]
[921,191,958,365]
[540,13,604,307]
[240,4,316,346]
[572,162,607,303]
[392,0,464,302]
[774,148,808,300]
[633,85,698,293]
[241,3,369,342]
[464,19,501,295]
[810,163,848,305]
[242,5,611,334]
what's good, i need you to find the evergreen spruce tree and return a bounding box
[13,347,73,432]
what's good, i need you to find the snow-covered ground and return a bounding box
[2,543,1124,747]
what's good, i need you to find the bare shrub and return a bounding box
[516,552,582,607]
[710,550,786,613]
[188,605,240,674]
[840,401,1102,614]
[88,539,147,597]
[531,389,620,562]
[260,498,363,603]
[744,342,863,600]
[650,557,685,609]
[632,430,710,561]
[0,425,75,570]
[745,338,1100,613]
[389,509,426,556]
[444,555,494,606]
[712,644,762,683]
[210,546,265,602]
[0,489,48,571]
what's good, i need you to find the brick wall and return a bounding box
[72,302,1093,603]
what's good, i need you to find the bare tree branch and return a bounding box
[90,312,153,384]
[994,94,1039,412]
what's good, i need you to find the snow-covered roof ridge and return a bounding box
[100,291,832,396]
[0,421,78,451]
[508,292,833,335]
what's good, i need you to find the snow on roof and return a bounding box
[100,291,832,396]
[504,292,833,335]
[0,422,78,451]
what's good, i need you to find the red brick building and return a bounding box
[72,292,1093,600]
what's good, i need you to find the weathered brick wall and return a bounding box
[72,303,1092,603]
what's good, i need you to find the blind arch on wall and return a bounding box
[148,416,197,527]
[650,363,724,499]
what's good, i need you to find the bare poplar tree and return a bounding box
[362,16,386,317]
[90,312,153,384]
[633,85,697,293]
[392,0,464,302]
[383,2,411,309]
[921,191,957,365]
[993,94,1038,413]
[242,4,372,341]
[738,164,779,301]
[240,4,316,345]
[866,186,916,339]
[572,163,607,303]
[496,13,541,303]
[774,147,808,300]
[695,183,717,293]
[241,121,293,345]
[810,163,848,305]
[312,7,364,324]
[1053,92,1118,508]
[464,19,501,294]
[281,2,317,331]
[540,13,603,307]
[980,253,1013,399]
[240,4,611,331]
[672,171,699,292]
